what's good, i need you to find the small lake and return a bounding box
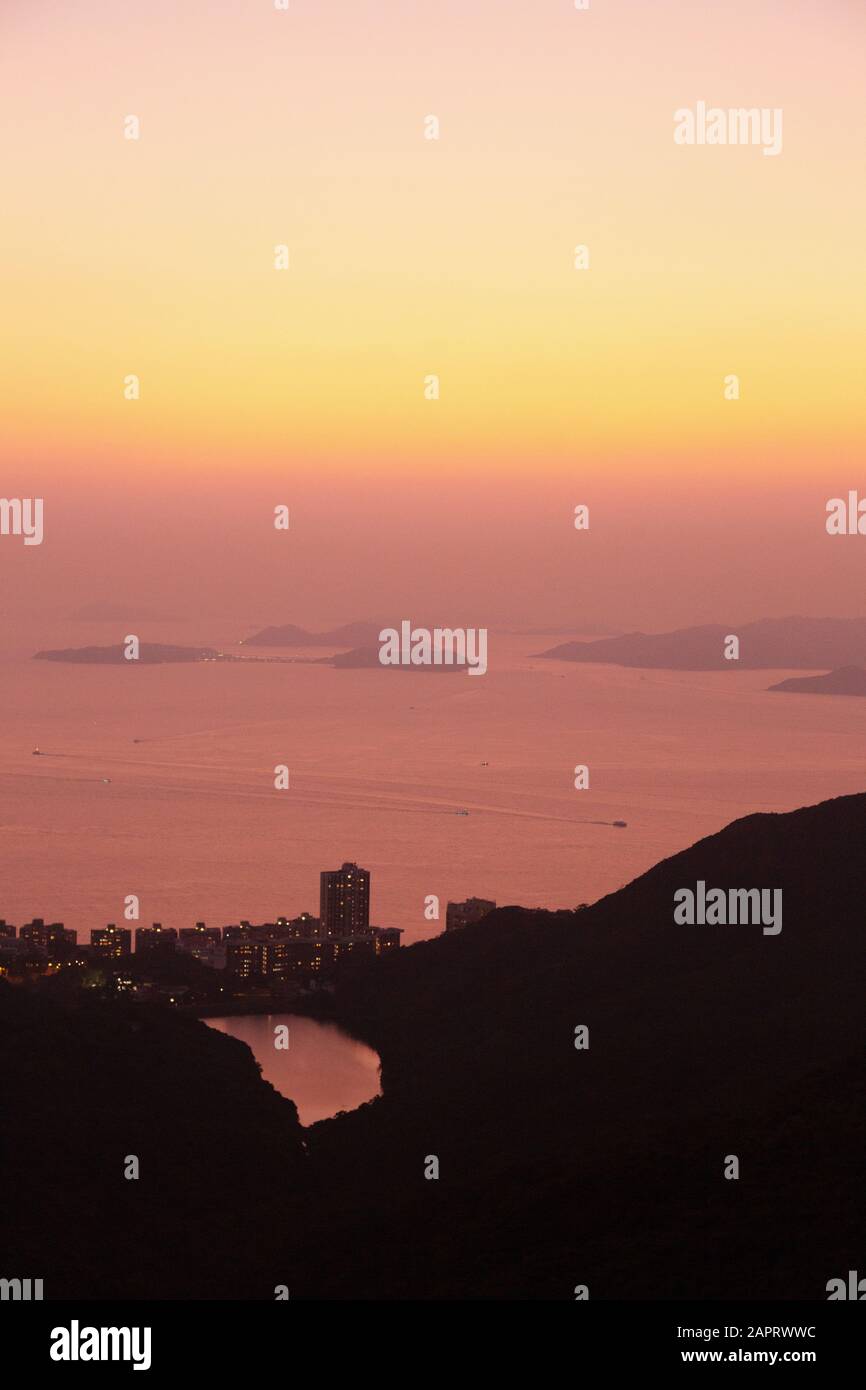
[205,1013,382,1125]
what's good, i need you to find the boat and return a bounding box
[612,820,627,828]
[455,809,470,816]
[32,748,41,755]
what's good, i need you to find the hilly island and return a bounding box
[537,615,866,670]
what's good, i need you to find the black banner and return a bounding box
[4,1300,862,1376]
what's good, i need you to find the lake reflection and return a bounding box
[205,1013,381,1125]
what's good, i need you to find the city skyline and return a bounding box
[0,855,408,1006]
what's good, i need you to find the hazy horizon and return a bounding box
[4,478,866,656]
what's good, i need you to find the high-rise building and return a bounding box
[319,862,370,937]
[224,940,266,980]
[445,897,496,932]
[134,923,178,953]
[91,925,132,958]
[18,922,75,956]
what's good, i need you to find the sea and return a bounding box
[1,632,864,945]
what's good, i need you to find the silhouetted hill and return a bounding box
[537,615,866,669]
[34,643,218,664]
[769,666,866,696]
[302,792,865,1298]
[3,793,863,1299]
[0,991,308,1298]
[243,621,381,647]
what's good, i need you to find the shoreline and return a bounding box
[190,992,337,1022]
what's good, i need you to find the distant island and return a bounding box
[319,645,463,672]
[242,621,382,647]
[536,615,866,670]
[768,666,866,697]
[31,636,465,670]
[33,644,292,665]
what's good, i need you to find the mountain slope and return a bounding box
[299,792,866,1298]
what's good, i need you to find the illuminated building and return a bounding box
[90,925,132,958]
[20,920,78,959]
[320,862,370,937]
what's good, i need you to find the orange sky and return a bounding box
[1,0,864,634]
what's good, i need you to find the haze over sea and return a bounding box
[1,629,864,946]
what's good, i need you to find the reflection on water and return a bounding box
[205,1013,381,1125]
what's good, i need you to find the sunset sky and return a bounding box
[1,0,865,633]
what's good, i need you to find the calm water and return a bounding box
[1,633,865,943]
[205,1013,381,1125]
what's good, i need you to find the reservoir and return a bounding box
[205,1012,382,1125]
